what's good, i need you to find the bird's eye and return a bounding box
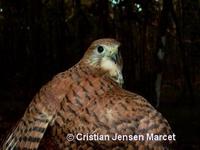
[97,46,104,53]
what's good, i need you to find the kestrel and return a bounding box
[2,38,174,150]
[1,38,123,149]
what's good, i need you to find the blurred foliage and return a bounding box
[0,0,199,103]
[0,0,199,107]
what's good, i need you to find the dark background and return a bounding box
[0,0,199,149]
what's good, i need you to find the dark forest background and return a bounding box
[0,0,200,149]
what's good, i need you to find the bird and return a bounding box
[49,40,174,149]
[1,38,174,150]
[1,38,123,150]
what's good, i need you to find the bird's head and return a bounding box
[82,38,124,86]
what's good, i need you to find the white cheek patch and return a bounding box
[100,57,124,86]
[100,57,117,75]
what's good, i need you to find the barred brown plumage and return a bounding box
[1,38,174,150]
[1,38,123,150]
[51,80,174,149]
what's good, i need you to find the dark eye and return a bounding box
[97,46,104,53]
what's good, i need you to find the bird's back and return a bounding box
[51,81,174,149]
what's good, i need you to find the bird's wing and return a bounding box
[2,72,71,150]
[2,93,55,150]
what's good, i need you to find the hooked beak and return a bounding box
[110,51,122,65]
[111,53,118,64]
[110,51,124,87]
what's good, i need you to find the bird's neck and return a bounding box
[78,59,123,86]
